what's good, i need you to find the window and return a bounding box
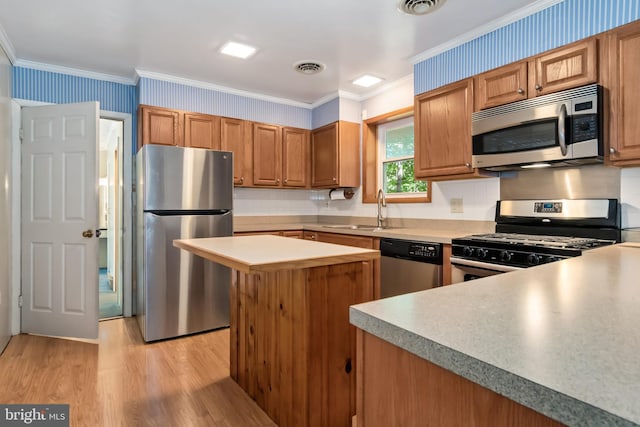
[362,106,430,204]
[378,117,427,196]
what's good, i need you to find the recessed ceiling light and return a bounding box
[219,41,257,59]
[352,75,383,88]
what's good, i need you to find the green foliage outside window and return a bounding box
[383,160,427,193]
[381,123,427,195]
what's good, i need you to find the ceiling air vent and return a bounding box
[293,61,326,75]
[397,0,446,15]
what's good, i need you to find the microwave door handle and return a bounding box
[558,103,568,156]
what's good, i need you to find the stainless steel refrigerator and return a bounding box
[136,145,233,342]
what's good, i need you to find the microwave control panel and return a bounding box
[572,114,598,142]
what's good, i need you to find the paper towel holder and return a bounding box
[329,188,355,200]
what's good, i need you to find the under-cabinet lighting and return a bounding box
[352,75,383,88]
[521,163,552,169]
[219,41,257,59]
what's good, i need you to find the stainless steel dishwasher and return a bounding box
[379,238,443,298]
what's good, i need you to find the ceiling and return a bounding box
[0,0,555,105]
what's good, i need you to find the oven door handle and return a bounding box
[450,257,523,273]
[558,103,568,156]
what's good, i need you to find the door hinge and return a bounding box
[18,294,23,308]
[19,128,24,141]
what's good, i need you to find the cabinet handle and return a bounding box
[239,177,244,184]
[465,163,471,168]
[332,177,337,183]
[517,88,525,95]
[283,179,288,184]
[276,179,280,184]
[610,147,617,154]
[535,84,543,91]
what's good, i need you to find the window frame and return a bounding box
[361,107,431,204]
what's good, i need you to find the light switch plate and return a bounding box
[450,198,463,213]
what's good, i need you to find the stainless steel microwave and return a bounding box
[471,84,603,171]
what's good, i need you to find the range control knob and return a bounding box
[476,248,488,259]
[499,251,512,263]
[527,254,541,266]
[463,246,475,257]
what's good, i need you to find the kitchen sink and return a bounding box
[319,224,394,232]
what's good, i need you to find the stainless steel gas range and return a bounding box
[450,199,620,281]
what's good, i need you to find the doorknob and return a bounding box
[82,229,94,238]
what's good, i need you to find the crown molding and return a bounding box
[310,91,340,109]
[135,69,314,109]
[410,0,565,64]
[0,23,16,64]
[13,59,137,85]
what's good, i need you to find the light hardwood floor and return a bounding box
[0,318,276,427]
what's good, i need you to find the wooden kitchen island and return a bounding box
[174,235,379,427]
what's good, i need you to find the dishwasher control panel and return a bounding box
[408,242,439,258]
[380,238,442,264]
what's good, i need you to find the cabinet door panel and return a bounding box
[532,38,597,96]
[252,123,282,186]
[221,118,251,186]
[414,80,474,178]
[311,123,339,187]
[475,62,527,110]
[141,106,181,148]
[607,22,640,165]
[282,127,309,187]
[184,113,221,149]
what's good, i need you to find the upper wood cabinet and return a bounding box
[252,123,282,186]
[475,38,598,110]
[311,121,360,188]
[138,105,182,150]
[252,124,310,188]
[282,127,310,187]
[414,79,485,180]
[474,62,528,110]
[184,112,221,150]
[221,117,252,186]
[531,38,597,96]
[604,20,640,166]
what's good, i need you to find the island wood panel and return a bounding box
[356,330,564,427]
[230,261,373,427]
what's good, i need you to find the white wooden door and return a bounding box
[21,102,100,339]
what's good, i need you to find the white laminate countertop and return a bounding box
[174,235,379,274]
[350,244,640,427]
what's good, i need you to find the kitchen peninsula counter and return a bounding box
[350,244,640,426]
[175,235,379,427]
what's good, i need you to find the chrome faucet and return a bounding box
[376,189,386,228]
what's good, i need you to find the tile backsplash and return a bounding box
[234,167,640,229]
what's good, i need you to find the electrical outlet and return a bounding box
[450,198,463,213]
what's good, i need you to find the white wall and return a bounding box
[0,45,12,351]
[621,167,640,229]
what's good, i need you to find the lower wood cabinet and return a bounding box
[304,231,381,299]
